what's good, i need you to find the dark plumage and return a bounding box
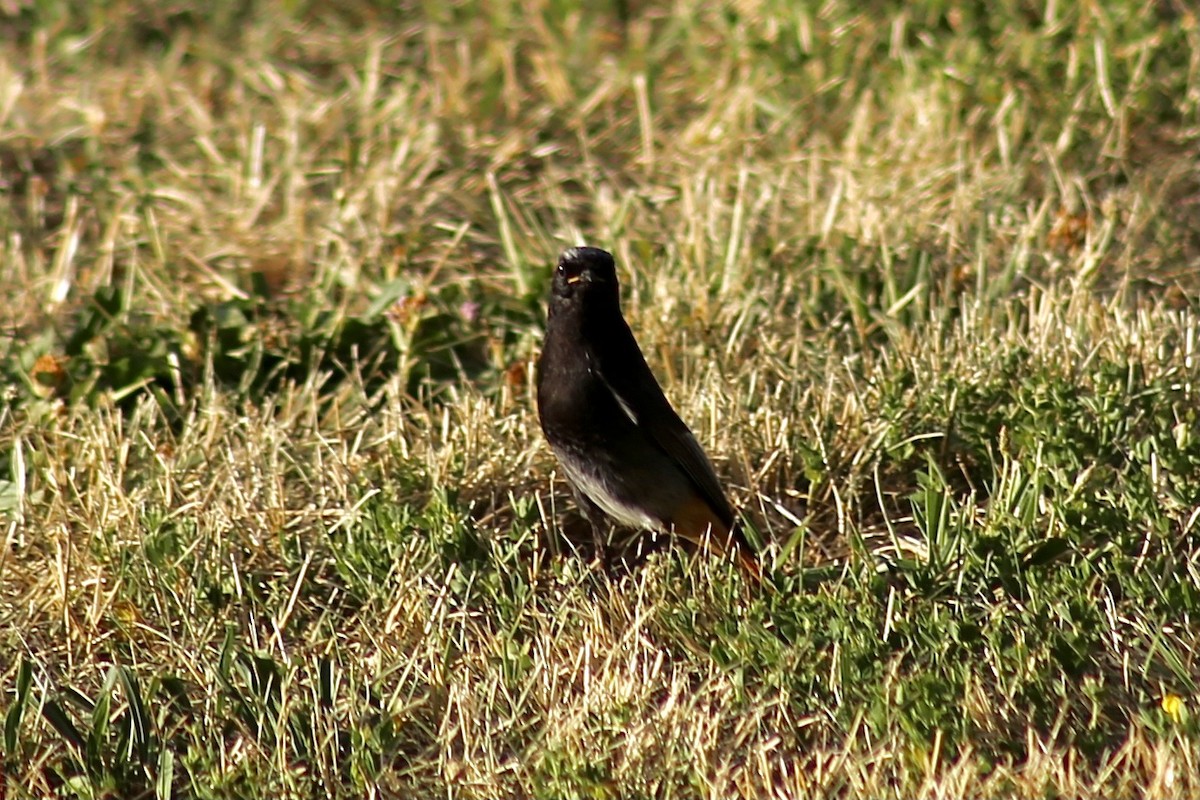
[536,246,759,578]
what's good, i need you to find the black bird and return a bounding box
[536,246,760,578]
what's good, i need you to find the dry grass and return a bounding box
[2,1,1200,797]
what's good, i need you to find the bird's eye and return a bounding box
[556,263,565,274]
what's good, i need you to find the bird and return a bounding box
[536,246,760,579]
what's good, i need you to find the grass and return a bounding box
[2,0,1199,796]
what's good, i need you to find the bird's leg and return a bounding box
[570,486,616,572]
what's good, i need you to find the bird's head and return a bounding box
[551,247,620,306]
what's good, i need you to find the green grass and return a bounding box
[2,0,1200,797]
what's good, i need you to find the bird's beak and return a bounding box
[566,273,586,285]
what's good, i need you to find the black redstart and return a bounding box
[536,246,760,578]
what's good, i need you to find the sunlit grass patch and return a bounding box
[2,0,1199,797]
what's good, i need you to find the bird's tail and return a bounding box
[724,523,763,583]
[672,498,762,583]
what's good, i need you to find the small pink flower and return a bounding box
[458,301,481,324]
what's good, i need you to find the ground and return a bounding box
[1,1,1199,797]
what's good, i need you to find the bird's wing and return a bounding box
[594,321,736,527]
